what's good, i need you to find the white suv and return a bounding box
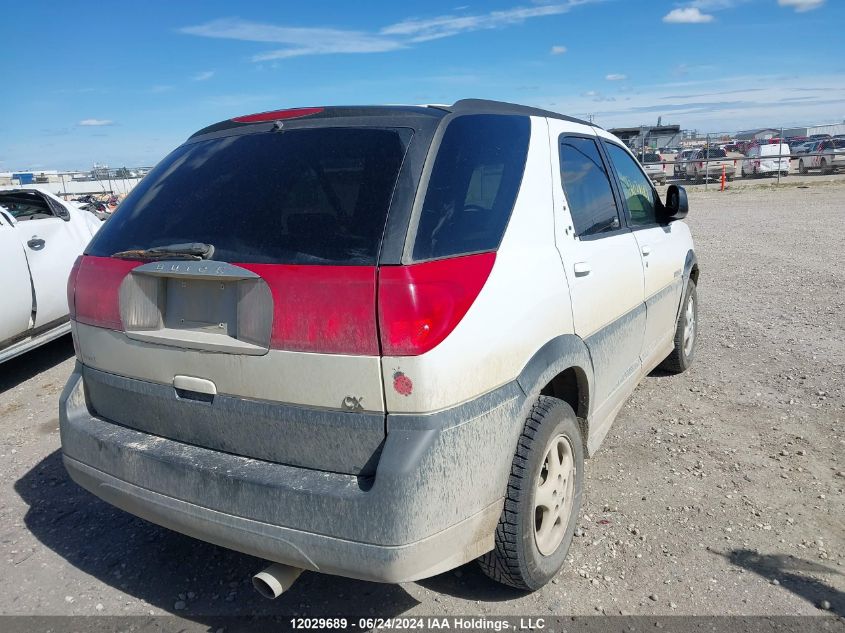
[60,100,699,593]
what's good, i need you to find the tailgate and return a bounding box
[73,258,386,476]
[69,125,416,476]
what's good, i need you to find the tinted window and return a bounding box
[87,128,409,265]
[641,153,661,163]
[605,143,657,227]
[559,136,620,237]
[412,114,529,260]
[699,148,727,159]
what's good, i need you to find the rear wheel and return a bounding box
[478,396,584,590]
[660,279,698,374]
[799,159,807,175]
[820,159,830,175]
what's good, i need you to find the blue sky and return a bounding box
[2,0,843,170]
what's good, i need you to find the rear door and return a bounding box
[601,140,686,367]
[0,210,34,346]
[548,122,646,410]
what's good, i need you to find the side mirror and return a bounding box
[660,184,689,222]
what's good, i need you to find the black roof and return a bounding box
[189,99,596,140]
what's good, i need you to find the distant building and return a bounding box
[783,122,845,138]
[608,123,683,150]
[736,128,781,142]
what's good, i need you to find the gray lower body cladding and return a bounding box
[81,365,384,476]
[59,364,525,582]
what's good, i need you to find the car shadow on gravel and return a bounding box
[415,562,527,602]
[0,335,74,395]
[723,549,843,616]
[16,450,420,619]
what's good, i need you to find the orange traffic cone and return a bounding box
[720,164,726,191]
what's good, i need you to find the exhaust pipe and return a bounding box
[252,563,303,599]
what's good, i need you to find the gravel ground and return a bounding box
[0,184,842,622]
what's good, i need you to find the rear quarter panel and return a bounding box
[382,116,575,414]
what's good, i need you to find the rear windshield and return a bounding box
[641,153,661,163]
[87,128,410,265]
[833,140,845,149]
[699,148,727,159]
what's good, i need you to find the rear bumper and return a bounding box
[59,364,524,582]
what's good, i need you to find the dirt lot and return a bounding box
[0,184,842,623]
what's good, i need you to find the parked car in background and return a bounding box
[799,138,845,174]
[674,149,697,178]
[638,152,667,185]
[793,140,819,156]
[0,187,101,363]
[735,141,755,155]
[59,100,699,594]
[741,143,790,178]
[687,147,735,182]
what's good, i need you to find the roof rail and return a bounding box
[450,99,598,128]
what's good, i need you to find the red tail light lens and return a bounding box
[67,256,82,318]
[73,256,140,330]
[240,264,379,355]
[378,253,495,356]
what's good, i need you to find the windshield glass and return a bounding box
[87,128,411,265]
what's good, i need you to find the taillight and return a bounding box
[232,107,324,123]
[240,264,379,355]
[699,162,704,168]
[73,256,140,330]
[378,253,496,356]
[67,256,82,318]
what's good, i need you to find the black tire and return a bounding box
[820,159,830,175]
[799,159,807,175]
[478,396,584,591]
[660,279,698,374]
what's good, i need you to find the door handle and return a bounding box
[573,262,591,277]
[641,245,651,256]
[27,237,46,250]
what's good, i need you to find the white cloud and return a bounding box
[778,0,824,12]
[180,18,405,60]
[534,72,845,132]
[181,2,600,59]
[382,1,593,42]
[663,7,715,23]
[606,73,627,81]
[78,119,113,127]
[550,45,568,54]
[193,70,215,81]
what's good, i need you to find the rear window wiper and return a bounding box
[111,242,215,261]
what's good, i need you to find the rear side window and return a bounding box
[86,128,410,265]
[559,136,620,237]
[412,114,529,261]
